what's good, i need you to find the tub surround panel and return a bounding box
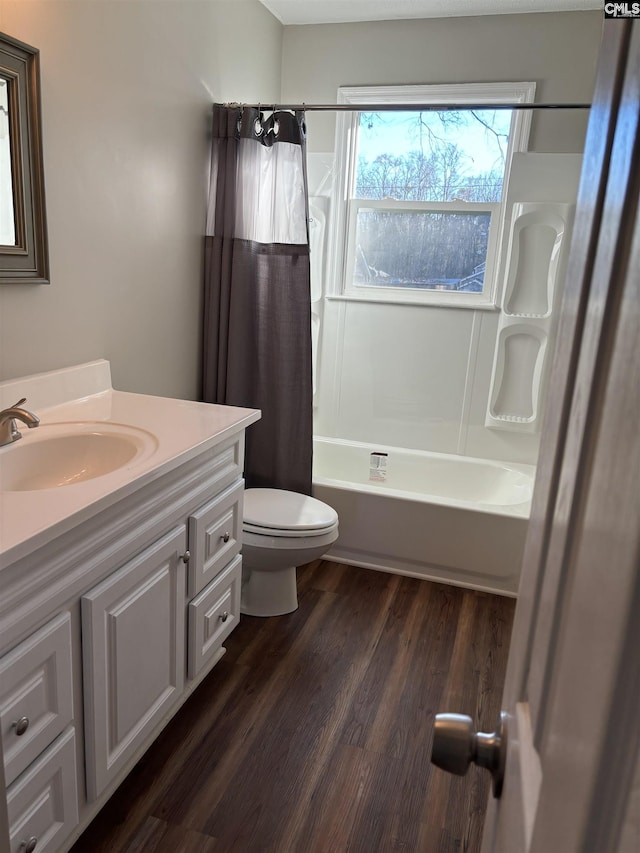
[310,295,343,437]
[310,154,584,468]
[337,301,472,454]
[461,156,583,461]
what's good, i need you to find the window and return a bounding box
[330,83,535,307]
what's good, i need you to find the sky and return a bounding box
[355,109,513,176]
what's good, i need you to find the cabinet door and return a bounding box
[81,527,186,800]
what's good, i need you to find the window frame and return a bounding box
[328,82,536,309]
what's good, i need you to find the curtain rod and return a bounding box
[221,102,591,112]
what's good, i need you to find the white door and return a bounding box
[435,19,640,853]
[485,19,640,851]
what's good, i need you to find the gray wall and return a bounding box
[282,11,602,152]
[0,0,282,397]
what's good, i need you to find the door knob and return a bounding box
[431,712,507,797]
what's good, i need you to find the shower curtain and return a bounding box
[202,104,313,494]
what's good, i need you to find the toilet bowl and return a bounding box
[241,488,339,617]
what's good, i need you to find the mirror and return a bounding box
[0,32,49,284]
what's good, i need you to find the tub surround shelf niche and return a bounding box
[486,201,574,433]
[489,324,547,427]
[0,361,260,853]
[502,205,570,318]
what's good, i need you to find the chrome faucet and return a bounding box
[0,398,40,446]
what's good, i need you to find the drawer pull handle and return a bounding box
[13,716,30,736]
[220,611,229,623]
[181,551,191,564]
[20,837,38,853]
[222,532,230,543]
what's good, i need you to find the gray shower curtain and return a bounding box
[202,104,313,494]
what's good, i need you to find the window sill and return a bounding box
[325,293,500,311]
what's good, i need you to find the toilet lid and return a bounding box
[243,488,338,536]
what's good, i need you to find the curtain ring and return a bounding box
[253,103,264,137]
[270,104,280,137]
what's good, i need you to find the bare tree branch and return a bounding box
[469,110,508,164]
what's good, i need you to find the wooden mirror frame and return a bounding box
[0,32,49,285]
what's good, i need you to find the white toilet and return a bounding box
[240,488,339,617]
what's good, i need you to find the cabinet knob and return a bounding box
[20,837,38,853]
[220,611,229,623]
[222,532,230,543]
[181,551,191,564]
[13,716,30,736]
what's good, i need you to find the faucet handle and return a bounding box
[11,398,27,408]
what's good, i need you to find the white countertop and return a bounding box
[0,362,260,568]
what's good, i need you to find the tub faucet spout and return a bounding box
[0,398,40,446]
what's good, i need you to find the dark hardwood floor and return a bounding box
[71,561,515,853]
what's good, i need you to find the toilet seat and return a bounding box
[243,488,339,539]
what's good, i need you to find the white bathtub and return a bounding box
[312,437,535,596]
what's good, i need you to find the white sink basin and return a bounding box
[0,422,158,491]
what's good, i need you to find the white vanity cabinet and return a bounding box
[0,422,255,853]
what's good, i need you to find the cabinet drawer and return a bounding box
[0,612,74,787]
[7,726,79,853]
[188,479,244,596]
[188,553,242,679]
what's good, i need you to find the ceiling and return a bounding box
[258,0,602,25]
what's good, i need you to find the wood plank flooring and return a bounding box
[70,561,515,853]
